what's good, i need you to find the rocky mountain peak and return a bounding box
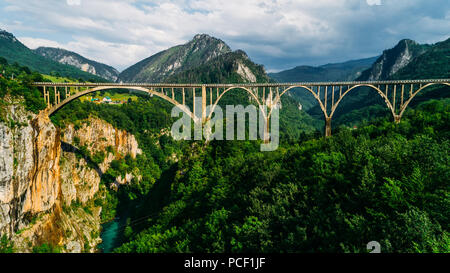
[193,34,212,40]
[118,34,233,83]
[357,38,430,81]
[234,49,249,59]
[0,29,17,43]
[189,34,231,53]
[398,38,417,46]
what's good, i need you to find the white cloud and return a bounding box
[2,0,450,71]
[367,0,382,5]
[67,0,81,6]
[19,36,149,70]
[19,37,64,49]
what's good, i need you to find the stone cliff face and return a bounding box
[60,117,142,206]
[0,104,59,237]
[0,102,141,252]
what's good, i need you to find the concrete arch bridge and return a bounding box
[32,79,450,137]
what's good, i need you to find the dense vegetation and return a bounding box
[0,30,106,81]
[0,32,448,253]
[47,38,449,252]
[114,99,449,253]
[52,94,188,221]
[0,57,47,118]
[0,235,14,253]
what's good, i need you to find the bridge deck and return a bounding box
[32,79,450,136]
[32,79,450,88]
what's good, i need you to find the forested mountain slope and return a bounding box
[0,29,106,81]
[34,47,119,81]
[356,39,430,81]
[269,56,377,83]
[118,34,231,83]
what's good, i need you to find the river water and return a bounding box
[98,217,126,253]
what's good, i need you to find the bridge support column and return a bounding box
[264,116,270,144]
[201,85,207,123]
[325,117,332,137]
[54,87,58,105]
[43,86,50,108]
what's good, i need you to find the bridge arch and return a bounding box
[274,85,327,119]
[35,79,450,138]
[47,86,197,122]
[329,82,450,122]
[207,86,263,120]
[329,84,394,119]
[397,82,450,118]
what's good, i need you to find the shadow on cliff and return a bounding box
[60,141,104,177]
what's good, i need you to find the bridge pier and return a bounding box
[325,117,332,137]
[263,116,270,144]
[43,86,50,109]
[202,85,207,123]
[65,86,70,98]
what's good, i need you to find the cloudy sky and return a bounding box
[0,0,449,72]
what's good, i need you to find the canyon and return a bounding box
[0,97,141,252]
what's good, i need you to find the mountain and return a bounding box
[391,37,450,80]
[269,56,378,83]
[326,38,450,126]
[34,47,119,81]
[357,39,430,81]
[118,34,232,83]
[268,57,377,110]
[122,34,321,137]
[0,29,105,81]
[169,49,321,137]
[166,50,270,84]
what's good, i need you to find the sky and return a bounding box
[0,0,449,72]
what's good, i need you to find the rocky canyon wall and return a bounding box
[0,102,140,252]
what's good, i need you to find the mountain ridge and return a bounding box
[269,56,378,83]
[0,29,106,81]
[118,34,232,83]
[165,49,270,84]
[357,39,431,81]
[268,56,378,110]
[34,47,119,81]
[321,37,450,126]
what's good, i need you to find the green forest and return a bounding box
[47,87,450,253]
[111,99,449,253]
[0,45,449,254]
